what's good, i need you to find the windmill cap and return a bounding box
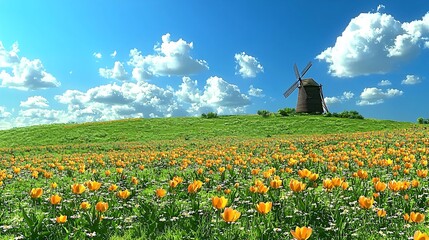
[301,78,320,87]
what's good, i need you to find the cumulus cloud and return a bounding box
[0,42,60,90]
[99,61,129,81]
[0,106,11,118]
[378,80,392,86]
[317,11,429,77]
[234,52,264,78]
[110,50,117,58]
[248,85,264,97]
[20,96,49,108]
[357,87,403,106]
[324,91,354,105]
[376,4,385,12]
[93,52,102,59]
[401,74,421,85]
[128,33,208,81]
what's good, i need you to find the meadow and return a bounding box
[0,115,428,239]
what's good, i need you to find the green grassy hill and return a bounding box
[0,115,416,148]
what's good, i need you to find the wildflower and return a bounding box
[117,189,131,200]
[71,183,86,194]
[221,207,241,223]
[414,230,429,240]
[256,202,272,215]
[212,196,228,210]
[188,180,203,193]
[155,188,167,198]
[49,195,62,205]
[289,179,306,192]
[358,196,374,209]
[80,201,91,210]
[95,201,108,213]
[290,226,312,240]
[56,215,67,224]
[87,181,101,191]
[30,188,43,199]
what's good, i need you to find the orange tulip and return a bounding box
[87,181,101,191]
[377,209,386,217]
[188,180,203,193]
[289,179,306,192]
[270,179,282,189]
[414,230,429,240]
[212,196,228,210]
[108,184,118,192]
[95,201,108,213]
[417,169,428,178]
[131,177,139,185]
[410,212,425,223]
[80,201,91,210]
[155,188,167,198]
[56,215,67,224]
[358,196,374,209]
[117,189,131,200]
[49,194,62,205]
[323,179,334,190]
[331,177,342,187]
[71,183,86,194]
[50,182,58,189]
[374,181,387,192]
[221,207,241,222]
[256,202,272,215]
[298,169,311,178]
[290,226,312,240]
[308,173,319,181]
[30,188,43,199]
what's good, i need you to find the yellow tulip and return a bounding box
[117,189,131,200]
[87,181,101,191]
[414,230,429,240]
[410,212,425,223]
[30,188,43,199]
[188,180,203,193]
[298,169,311,178]
[374,181,387,192]
[71,183,86,194]
[358,196,374,209]
[289,179,306,192]
[56,215,67,224]
[256,202,272,215]
[290,226,312,240]
[108,184,118,192]
[212,196,228,210]
[377,209,386,217]
[221,207,240,223]
[270,179,282,189]
[80,201,91,210]
[49,194,62,205]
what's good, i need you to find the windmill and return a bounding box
[283,62,329,113]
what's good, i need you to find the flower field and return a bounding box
[1,126,429,239]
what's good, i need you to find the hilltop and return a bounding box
[0,115,415,148]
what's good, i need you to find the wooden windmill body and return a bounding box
[283,62,329,114]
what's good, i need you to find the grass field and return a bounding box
[0,115,428,239]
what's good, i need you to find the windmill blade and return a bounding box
[294,64,300,79]
[283,80,300,98]
[300,61,312,78]
[319,85,329,113]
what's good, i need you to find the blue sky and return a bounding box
[0,1,428,129]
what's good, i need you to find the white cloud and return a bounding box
[378,80,392,86]
[128,33,208,81]
[0,106,11,118]
[401,74,421,85]
[317,12,429,77]
[99,61,129,81]
[357,87,403,106]
[0,41,60,90]
[234,52,264,78]
[248,85,264,97]
[324,91,354,105]
[93,52,102,59]
[376,4,385,12]
[20,96,49,108]
[110,50,117,58]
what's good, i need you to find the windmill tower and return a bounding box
[283,62,329,113]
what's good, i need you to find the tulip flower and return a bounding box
[188,180,203,193]
[212,196,228,210]
[290,226,312,240]
[289,179,306,192]
[108,184,118,192]
[298,169,311,178]
[270,178,282,189]
[410,212,425,223]
[117,189,131,200]
[95,201,108,213]
[49,194,62,205]
[414,230,429,240]
[256,202,272,215]
[374,181,387,192]
[56,215,67,224]
[80,201,91,210]
[87,181,101,191]
[377,209,386,217]
[30,188,43,199]
[358,196,374,209]
[156,188,167,198]
[221,207,240,223]
[71,183,86,194]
